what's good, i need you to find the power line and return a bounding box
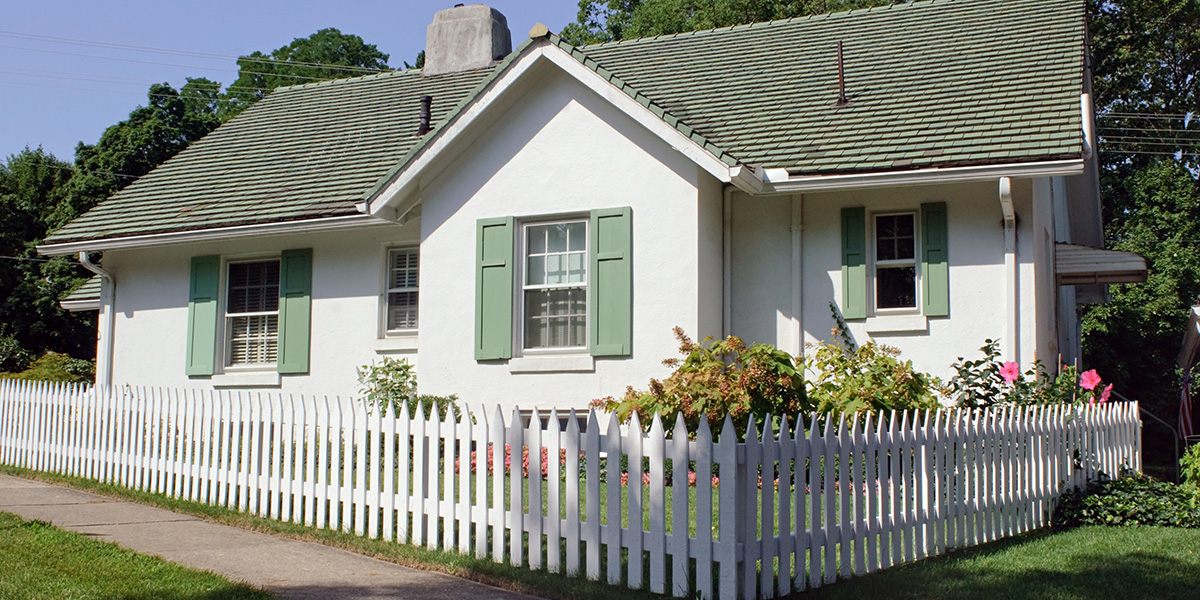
[0,65,274,93]
[0,78,261,103]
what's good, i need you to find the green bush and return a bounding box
[1,353,93,384]
[1053,474,1200,528]
[1182,443,1200,492]
[591,327,806,437]
[0,327,33,373]
[803,338,940,414]
[356,357,462,420]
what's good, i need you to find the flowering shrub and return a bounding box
[803,338,940,414]
[591,327,807,437]
[947,340,1113,407]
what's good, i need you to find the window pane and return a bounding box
[524,288,586,349]
[228,314,278,365]
[567,252,586,283]
[390,249,418,289]
[897,236,915,260]
[387,291,418,330]
[528,226,546,254]
[567,222,586,251]
[877,266,916,309]
[228,261,279,313]
[546,223,568,252]
[546,253,564,284]
[526,255,545,285]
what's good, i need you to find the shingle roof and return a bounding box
[45,0,1085,246]
[61,275,101,304]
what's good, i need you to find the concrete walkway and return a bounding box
[0,473,542,600]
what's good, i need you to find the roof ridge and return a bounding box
[579,0,948,50]
[269,66,413,94]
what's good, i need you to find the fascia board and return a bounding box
[37,215,393,256]
[368,42,741,219]
[60,299,100,312]
[760,159,1086,194]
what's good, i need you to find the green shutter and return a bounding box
[590,207,633,356]
[841,207,867,319]
[921,202,950,317]
[476,217,514,360]
[185,255,220,376]
[277,248,312,374]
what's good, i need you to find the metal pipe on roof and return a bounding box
[417,95,433,136]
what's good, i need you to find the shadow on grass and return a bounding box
[802,527,1200,600]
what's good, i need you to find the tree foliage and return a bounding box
[561,0,901,45]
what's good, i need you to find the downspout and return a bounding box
[1080,93,1095,160]
[791,194,804,356]
[79,252,115,388]
[722,185,733,339]
[999,178,1018,363]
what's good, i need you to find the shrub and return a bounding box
[1053,474,1200,528]
[0,328,33,373]
[1182,443,1200,492]
[947,339,1112,407]
[2,353,93,384]
[803,338,939,414]
[356,357,461,420]
[591,327,806,437]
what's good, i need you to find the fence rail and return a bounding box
[0,379,1140,599]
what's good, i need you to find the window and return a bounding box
[386,248,419,332]
[225,260,280,365]
[522,220,587,350]
[840,203,948,320]
[874,213,917,310]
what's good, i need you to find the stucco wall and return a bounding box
[730,179,1050,381]
[104,222,418,396]
[416,65,712,412]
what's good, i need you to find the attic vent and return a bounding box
[417,95,433,136]
[423,4,512,77]
[833,41,851,107]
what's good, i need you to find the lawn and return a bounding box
[804,525,1200,600]
[0,510,273,600]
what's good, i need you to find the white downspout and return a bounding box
[999,178,1018,363]
[791,194,804,356]
[1080,93,1095,160]
[722,186,734,339]
[79,252,115,388]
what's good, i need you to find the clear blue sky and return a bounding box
[1,1,580,162]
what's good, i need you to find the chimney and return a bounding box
[423,4,512,76]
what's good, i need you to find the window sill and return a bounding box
[509,355,595,373]
[211,370,281,388]
[375,333,418,353]
[865,314,928,334]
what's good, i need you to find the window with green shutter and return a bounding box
[475,208,632,360]
[186,255,220,376]
[840,204,950,319]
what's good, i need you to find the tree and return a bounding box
[0,149,94,365]
[560,0,901,45]
[219,28,390,119]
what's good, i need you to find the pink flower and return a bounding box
[642,473,651,486]
[1100,383,1112,404]
[687,471,697,487]
[999,361,1021,383]
[712,476,720,489]
[1079,369,1102,391]
[620,473,629,486]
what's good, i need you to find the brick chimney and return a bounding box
[423,4,512,76]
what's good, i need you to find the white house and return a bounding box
[44,0,1146,412]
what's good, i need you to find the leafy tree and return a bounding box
[561,0,901,45]
[220,28,390,119]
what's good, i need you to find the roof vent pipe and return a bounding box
[833,41,851,107]
[417,95,433,136]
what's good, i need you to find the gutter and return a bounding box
[999,177,1019,362]
[744,159,1085,195]
[79,252,115,388]
[38,215,390,256]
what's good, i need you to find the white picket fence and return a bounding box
[0,379,1140,599]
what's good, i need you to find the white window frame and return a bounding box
[383,246,419,335]
[871,211,921,314]
[516,217,589,355]
[221,257,280,370]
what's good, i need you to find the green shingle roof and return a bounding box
[61,275,101,305]
[45,0,1085,247]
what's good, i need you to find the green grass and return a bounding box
[0,510,273,600]
[804,525,1200,600]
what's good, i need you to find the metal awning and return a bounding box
[1055,243,1147,286]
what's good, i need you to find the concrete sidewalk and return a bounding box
[0,473,542,600]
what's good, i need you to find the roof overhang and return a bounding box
[364,40,749,220]
[38,214,392,256]
[1055,243,1147,286]
[60,299,99,312]
[757,159,1086,194]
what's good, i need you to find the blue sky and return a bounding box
[1,1,580,162]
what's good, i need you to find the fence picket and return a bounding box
[694,418,714,600]
[527,410,543,570]
[546,410,562,573]
[669,414,689,598]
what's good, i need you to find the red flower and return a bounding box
[999,361,1021,383]
[1079,369,1102,391]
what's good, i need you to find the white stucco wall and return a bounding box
[730,179,1051,381]
[416,63,714,412]
[104,222,418,396]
